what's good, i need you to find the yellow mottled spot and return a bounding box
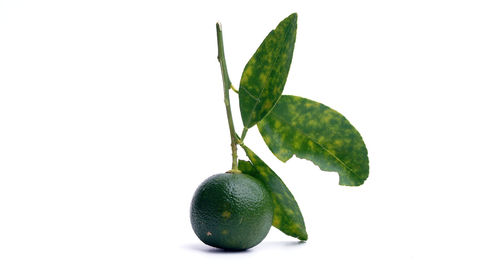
[322,113,333,122]
[273,217,281,227]
[291,223,302,231]
[262,99,273,110]
[293,141,302,150]
[243,67,253,80]
[206,231,212,236]
[285,208,295,215]
[259,73,268,84]
[278,148,290,159]
[262,135,271,144]
[221,211,231,218]
[222,230,228,235]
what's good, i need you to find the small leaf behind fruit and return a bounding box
[239,145,307,241]
[239,13,297,129]
[257,95,369,186]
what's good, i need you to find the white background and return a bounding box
[1,0,499,278]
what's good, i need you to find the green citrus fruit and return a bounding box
[190,173,273,250]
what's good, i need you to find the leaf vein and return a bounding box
[269,111,363,182]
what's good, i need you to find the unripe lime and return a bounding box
[190,173,273,250]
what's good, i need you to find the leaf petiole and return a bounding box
[230,84,239,94]
[240,127,248,142]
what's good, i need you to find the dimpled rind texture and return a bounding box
[190,173,273,250]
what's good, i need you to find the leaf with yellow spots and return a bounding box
[239,13,297,129]
[238,146,307,241]
[257,95,369,186]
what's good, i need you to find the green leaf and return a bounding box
[238,145,308,241]
[239,13,297,129]
[257,95,369,186]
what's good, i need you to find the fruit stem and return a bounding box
[216,23,240,173]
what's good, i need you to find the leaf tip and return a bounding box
[282,13,297,28]
[298,232,308,241]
